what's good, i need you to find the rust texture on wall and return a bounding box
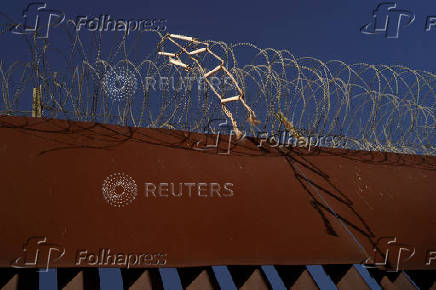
[0,116,435,270]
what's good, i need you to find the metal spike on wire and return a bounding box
[32,85,42,118]
[157,33,260,138]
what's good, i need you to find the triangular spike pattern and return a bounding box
[62,271,84,290]
[58,268,100,290]
[292,270,318,290]
[239,269,269,290]
[0,269,19,290]
[127,270,152,290]
[323,264,353,285]
[393,272,418,289]
[185,270,215,290]
[367,268,401,285]
[176,267,220,289]
[177,267,204,288]
[58,269,83,290]
[227,266,261,288]
[275,265,307,288]
[1,265,436,289]
[337,266,370,290]
[0,269,38,290]
[0,274,18,290]
[380,276,397,290]
[121,269,146,289]
[406,270,436,289]
[121,269,163,290]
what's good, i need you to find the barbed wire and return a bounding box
[0,22,434,155]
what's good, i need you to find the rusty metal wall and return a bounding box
[0,116,435,272]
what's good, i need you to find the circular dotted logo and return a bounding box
[102,65,138,102]
[102,172,138,207]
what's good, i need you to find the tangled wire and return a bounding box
[0,21,434,155]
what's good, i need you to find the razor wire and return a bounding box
[0,22,434,156]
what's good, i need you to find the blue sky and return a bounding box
[2,0,436,71]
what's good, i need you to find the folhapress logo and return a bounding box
[11,2,65,38]
[361,2,415,38]
[363,236,415,272]
[102,172,138,207]
[10,3,167,39]
[76,249,167,268]
[11,236,65,272]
